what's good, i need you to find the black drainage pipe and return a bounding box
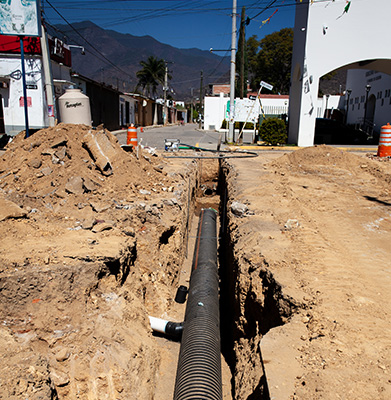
[173,208,222,400]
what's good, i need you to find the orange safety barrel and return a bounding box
[377,123,391,157]
[127,125,138,147]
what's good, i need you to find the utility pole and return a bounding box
[239,6,246,99]
[199,71,203,128]
[228,0,237,143]
[19,36,30,138]
[190,87,194,124]
[163,62,168,125]
[237,6,246,144]
[41,22,56,126]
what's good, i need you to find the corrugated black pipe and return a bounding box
[173,208,222,400]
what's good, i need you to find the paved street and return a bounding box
[114,123,223,150]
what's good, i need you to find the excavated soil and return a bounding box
[1,127,391,400]
[0,124,199,399]
[222,145,391,399]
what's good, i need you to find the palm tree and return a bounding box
[136,56,169,98]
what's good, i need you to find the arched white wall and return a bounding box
[289,0,391,146]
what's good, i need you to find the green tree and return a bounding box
[246,35,260,91]
[253,28,293,94]
[136,56,168,98]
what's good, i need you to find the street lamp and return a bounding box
[68,45,85,55]
[190,87,194,123]
[163,60,173,126]
[345,89,352,124]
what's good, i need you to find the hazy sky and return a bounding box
[42,0,296,51]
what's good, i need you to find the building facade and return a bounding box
[345,69,391,133]
[289,0,391,146]
[0,34,71,136]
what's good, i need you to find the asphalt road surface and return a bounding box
[114,123,223,151]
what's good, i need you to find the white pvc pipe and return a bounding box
[149,316,169,334]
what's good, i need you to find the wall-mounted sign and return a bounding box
[0,0,41,37]
[19,96,32,107]
[9,69,22,80]
[260,81,273,91]
[53,38,65,58]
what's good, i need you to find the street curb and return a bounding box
[225,145,378,152]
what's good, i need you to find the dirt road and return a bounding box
[0,125,390,399]
[222,146,391,399]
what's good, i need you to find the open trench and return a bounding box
[0,155,298,400]
[161,157,299,400]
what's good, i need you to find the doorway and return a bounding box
[366,94,376,125]
[0,94,5,134]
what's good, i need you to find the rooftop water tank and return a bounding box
[58,88,92,125]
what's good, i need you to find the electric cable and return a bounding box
[163,143,259,159]
[45,0,135,81]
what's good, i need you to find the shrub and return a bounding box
[259,118,287,145]
[221,120,258,130]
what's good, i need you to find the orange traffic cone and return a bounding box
[377,123,391,157]
[127,124,138,147]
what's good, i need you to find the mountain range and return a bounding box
[54,21,230,100]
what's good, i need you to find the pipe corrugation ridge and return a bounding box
[173,209,222,400]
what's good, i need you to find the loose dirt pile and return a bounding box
[2,133,391,400]
[0,124,196,399]
[223,145,391,399]
[0,124,189,267]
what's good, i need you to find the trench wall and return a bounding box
[219,160,300,399]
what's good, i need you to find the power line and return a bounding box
[45,0,136,82]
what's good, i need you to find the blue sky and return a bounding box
[42,0,296,51]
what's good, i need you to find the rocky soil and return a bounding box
[1,125,390,400]
[0,124,198,399]
[222,146,391,399]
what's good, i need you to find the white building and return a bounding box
[0,34,72,137]
[0,55,49,135]
[204,93,340,133]
[345,70,391,132]
[289,0,391,146]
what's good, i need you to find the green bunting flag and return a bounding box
[344,1,351,13]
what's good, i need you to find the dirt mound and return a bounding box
[0,124,183,267]
[0,124,194,399]
[271,145,391,187]
[0,123,170,212]
[272,145,364,170]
